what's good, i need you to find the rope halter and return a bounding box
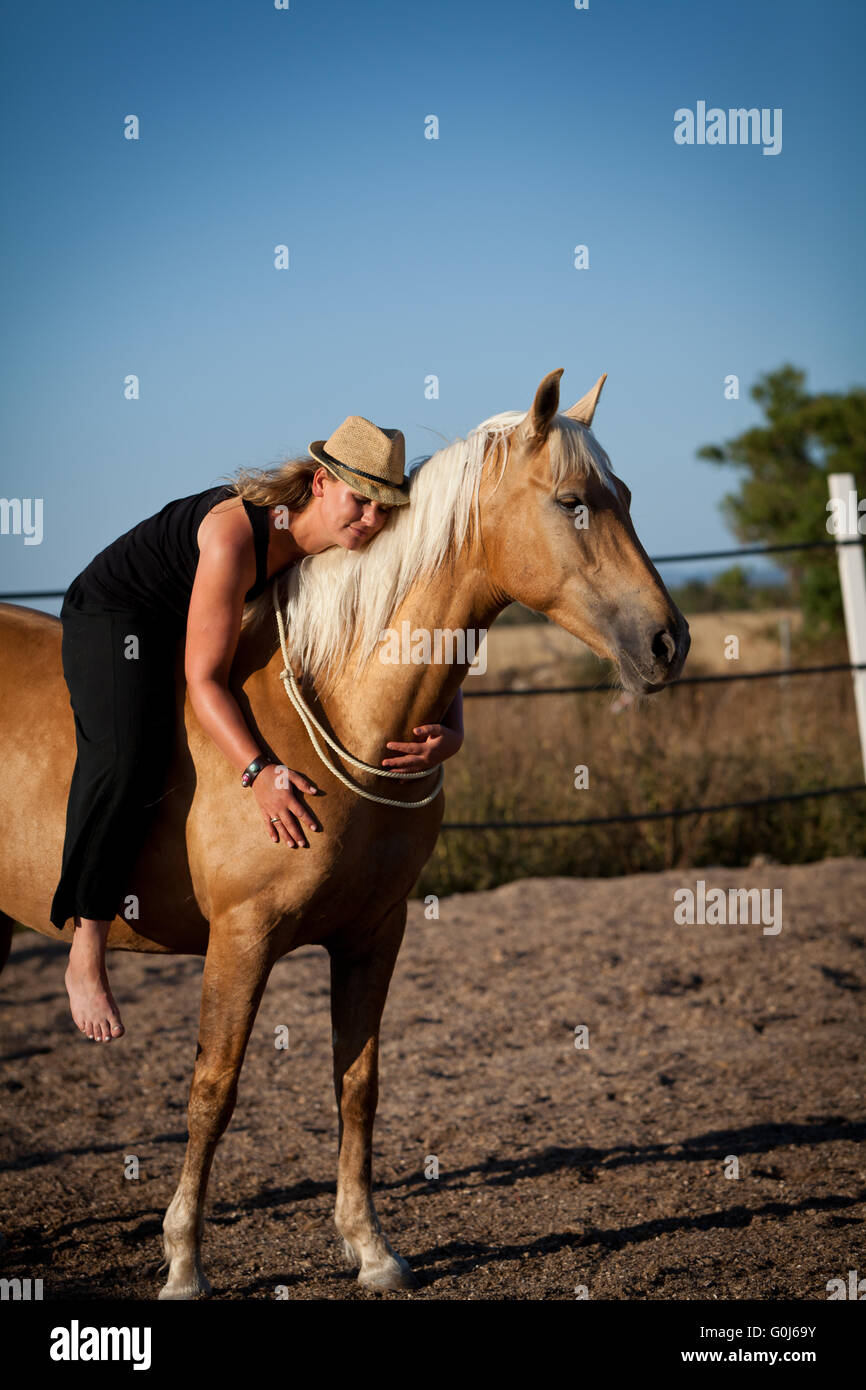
[272,578,444,809]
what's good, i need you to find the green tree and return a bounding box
[714,564,751,611]
[698,365,866,631]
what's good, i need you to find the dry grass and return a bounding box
[418,650,866,896]
[478,610,804,688]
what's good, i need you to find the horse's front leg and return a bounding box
[329,903,417,1292]
[159,920,274,1300]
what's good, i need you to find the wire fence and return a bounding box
[4,535,866,833]
[442,784,866,832]
[445,535,866,830]
[2,535,862,606]
[464,661,866,698]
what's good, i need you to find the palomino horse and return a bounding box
[0,369,689,1297]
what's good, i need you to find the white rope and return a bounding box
[272,579,444,808]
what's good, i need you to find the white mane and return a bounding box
[272,410,614,693]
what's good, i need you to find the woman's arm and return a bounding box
[185,518,321,847]
[185,525,266,772]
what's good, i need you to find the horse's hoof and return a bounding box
[358,1254,418,1292]
[158,1271,213,1300]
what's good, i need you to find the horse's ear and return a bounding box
[563,373,608,427]
[522,368,565,441]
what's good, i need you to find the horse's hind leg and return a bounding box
[329,902,417,1292]
[159,923,273,1300]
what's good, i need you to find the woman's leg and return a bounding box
[52,605,179,1040]
[66,917,124,1042]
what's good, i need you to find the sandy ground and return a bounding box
[1,856,864,1301]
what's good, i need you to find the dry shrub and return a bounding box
[417,670,866,896]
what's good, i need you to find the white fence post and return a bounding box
[827,474,866,783]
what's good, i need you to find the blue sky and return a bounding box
[1,0,864,612]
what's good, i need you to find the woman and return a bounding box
[50,415,464,1044]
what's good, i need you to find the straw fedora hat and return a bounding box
[308,415,410,507]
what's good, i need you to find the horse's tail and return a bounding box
[0,911,15,975]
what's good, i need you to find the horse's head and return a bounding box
[480,369,690,694]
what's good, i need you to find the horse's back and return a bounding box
[0,602,208,954]
[0,604,73,934]
[0,600,64,687]
[0,601,72,829]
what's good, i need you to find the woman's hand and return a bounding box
[383,691,464,771]
[253,763,322,847]
[382,723,464,772]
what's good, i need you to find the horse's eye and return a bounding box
[558,496,585,511]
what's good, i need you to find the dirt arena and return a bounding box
[1,857,864,1301]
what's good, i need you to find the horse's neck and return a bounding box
[309,553,503,767]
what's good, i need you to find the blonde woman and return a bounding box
[50,417,464,1043]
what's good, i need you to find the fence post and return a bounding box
[778,614,792,743]
[828,474,866,783]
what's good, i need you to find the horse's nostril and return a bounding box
[652,627,676,664]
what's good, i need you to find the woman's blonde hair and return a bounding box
[212,455,322,632]
[218,455,322,513]
[215,453,400,634]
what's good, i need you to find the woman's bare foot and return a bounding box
[65,917,124,1042]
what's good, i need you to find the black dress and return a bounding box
[49,484,272,930]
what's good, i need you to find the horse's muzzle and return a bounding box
[616,614,690,694]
